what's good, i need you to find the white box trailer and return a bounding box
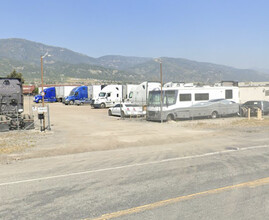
[123,84,139,101]
[38,86,49,93]
[88,85,104,100]
[239,86,269,103]
[129,82,161,105]
[55,86,77,102]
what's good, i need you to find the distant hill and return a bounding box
[125,57,269,83]
[0,38,96,64]
[0,38,269,84]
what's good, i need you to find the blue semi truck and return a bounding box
[64,85,105,105]
[34,87,57,103]
[64,86,88,105]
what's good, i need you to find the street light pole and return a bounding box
[160,60,163,123]
[40,52,51,131]
[40,55,45,131]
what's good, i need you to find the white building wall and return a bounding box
[239,86,269,103]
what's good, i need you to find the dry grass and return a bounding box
[231,117,269,127]
[181,117,269,129]
[0,131,40,154]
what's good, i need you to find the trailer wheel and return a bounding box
[108,110,112,116]
[166,114,174,122]
[100,103,106,108]
[211,111,218,119]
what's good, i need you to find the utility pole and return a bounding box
[40,52,51,131]
[41,55,45,131]
[160,60,163,123]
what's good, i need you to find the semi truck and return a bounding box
[128,82,161,105]
[93,85,124,108]
[34,86,76,103]
[64,85,104,105]
[34,87,56,103]
[0,78,34,132]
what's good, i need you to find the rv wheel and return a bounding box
[211,111,218,119]
[100,103,106,108]
[166,114,174,122]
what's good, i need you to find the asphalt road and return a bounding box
[1,143,269,220]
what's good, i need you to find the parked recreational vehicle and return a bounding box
[147,85,239,121]
[93,85,123,108]
[129,82,161,105]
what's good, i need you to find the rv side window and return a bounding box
[179,94,191,102]
[129,92,133,98]
[225,90,233,99]
[195,93,209,101]
[164,90,177,106]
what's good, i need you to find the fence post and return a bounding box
[257,108,262,120]
[47,105,51,130]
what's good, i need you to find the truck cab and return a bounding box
[34,87,56,103]
[93,85,122,108]
[64,86,88,105]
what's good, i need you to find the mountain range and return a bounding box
[0,38,268,84]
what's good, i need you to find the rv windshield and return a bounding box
[148,90,177,106]
[69,88,76,96]
[148,91,161,106]
[99,92,106,97]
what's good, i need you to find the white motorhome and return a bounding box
[129,82,161,105]
[93,85,123,108]
[147,85,239,121]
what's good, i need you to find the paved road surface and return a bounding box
[1,143,269,219]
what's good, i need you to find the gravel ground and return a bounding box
[1,97,269,164]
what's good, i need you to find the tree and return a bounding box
[7,70,25,83]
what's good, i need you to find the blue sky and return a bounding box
[0,0,269,69]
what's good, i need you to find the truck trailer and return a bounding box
[0,78,34,132]
[128,82,161,105]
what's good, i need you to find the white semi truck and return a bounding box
[128,81,161,105]
[93,85,124,108]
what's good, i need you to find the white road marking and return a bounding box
[0,144,268,187]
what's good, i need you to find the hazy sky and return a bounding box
[1,0,269,69]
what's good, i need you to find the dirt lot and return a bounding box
[1,97,269,163]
